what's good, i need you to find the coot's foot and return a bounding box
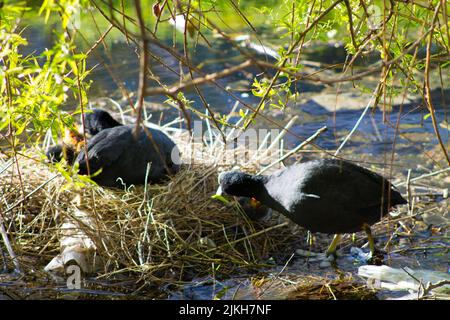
[350,246,386,265]
[295,248,340,268]
[325,250,338,259]
[319,254,337,269]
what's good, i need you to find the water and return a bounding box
[20,14,449,163]
[166,225,449,300]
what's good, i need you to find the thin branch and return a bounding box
[145,59,252,96]
[133,0,149,137]
[0,211,21,273]
[423,1,449,165]
[396,167,450,187]
[334,83,382,156]
[344,0,359,51]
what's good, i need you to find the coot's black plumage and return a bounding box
[47,109,180,187]
[75,124,180,187]
[218,159,407,256]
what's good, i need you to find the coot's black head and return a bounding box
[218,171,266,198]
[83,109,122,136]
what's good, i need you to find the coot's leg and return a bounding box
[362,223,375,256]
[325,234,341,257]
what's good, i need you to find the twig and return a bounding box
[85,24,114,57]
[258,252,296,298]
[244,0,345,129]
[133,0,149,137]
[61,16,92,178]
[250,116,299,165]
[401,267,425,299]
[406,169,412,215]
[420,280,450,299]
[145,60,253,96]
[325,283,338,300]
[181,1,225,142]
[396,167,450,187]
[204,222,289,253]
[334,83,381,156]
[3,174,59,215]
[344,0,358,51]
[0,211,21,273]
[0,159,14,175]
[265,116,299,154]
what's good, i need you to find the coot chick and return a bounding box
[46,109,121,163]
[82,108,122,136]
[75,125,180,187]
[46,129,85,164]
[237,197,272,222]
[218,159,407,257]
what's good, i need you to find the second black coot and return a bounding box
[75,117,180,187]
[218,159,407,257]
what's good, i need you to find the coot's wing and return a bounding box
[140,128,179,170]
[76,126,133,174]
[339,160,390,187]
[278,160,401,212]
[337,160,406,206]
[311,160,402,210]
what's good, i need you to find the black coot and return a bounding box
[218,159,407,257]
[75,124,180,187]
